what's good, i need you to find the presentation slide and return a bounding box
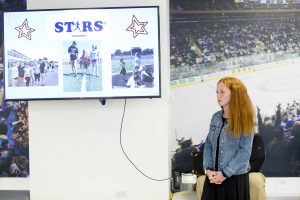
[4,7,161,100]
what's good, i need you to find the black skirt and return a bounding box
[201,173,250,200]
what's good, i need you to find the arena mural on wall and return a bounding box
[170,0,300,194]
[0,0,29,177]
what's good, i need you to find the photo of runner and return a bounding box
[68,41,78,77]
[62,40,102,92]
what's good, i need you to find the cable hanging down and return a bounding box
[119,98,172,181]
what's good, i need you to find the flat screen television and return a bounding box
[3,6,161,100]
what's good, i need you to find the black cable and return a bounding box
[119,98,172,181]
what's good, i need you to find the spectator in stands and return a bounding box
[0,140,12,176]
[0,71,3,108]
[262,127,290,176]
[260,120,276,147]
[0,102,12,122]
[202,77,255,200]
[288,125,300,176]
[9,155,28,177]
[0,122,8,140]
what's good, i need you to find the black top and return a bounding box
[68,46,78,60]
[215,117,226,171]
[249,134,265,172]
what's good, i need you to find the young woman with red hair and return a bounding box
[202,77,256,200]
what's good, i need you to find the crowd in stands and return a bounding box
[0,0,26,11]
[0,74,29,177]
[170,12,300,79]
[258,100,300,176]
[171,100,300,179]
[0,100,29,177]
[170,0,300,11]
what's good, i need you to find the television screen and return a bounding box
[3,6,161,100]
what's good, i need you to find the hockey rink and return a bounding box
[171,59,300,150]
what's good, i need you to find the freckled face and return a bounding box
[216,82,231,109]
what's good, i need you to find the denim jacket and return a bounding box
[203,110,254,177]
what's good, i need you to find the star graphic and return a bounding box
[126,15,148,38]
[15,19,36,40]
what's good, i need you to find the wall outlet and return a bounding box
[115,191,128,199]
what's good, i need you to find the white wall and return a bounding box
[0,0,170,200]
[28,99,170,200]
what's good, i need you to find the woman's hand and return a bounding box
[210,171,226,184]
[206,170,217,182]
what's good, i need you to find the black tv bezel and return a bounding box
[2,6,161,101]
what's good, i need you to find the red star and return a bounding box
[126,15,148,38]
[15,19,36,40]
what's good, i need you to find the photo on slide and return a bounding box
[6,49,59,87]
[111,47,155,89]
[170,0,300,196]
[62,40,102,92]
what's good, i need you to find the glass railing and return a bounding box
[170,49,300,81]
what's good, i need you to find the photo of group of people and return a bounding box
[111,47,155,88]
[63,40,102,92]
[6,51,58,87]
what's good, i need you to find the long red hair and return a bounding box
[218,77,255,137]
